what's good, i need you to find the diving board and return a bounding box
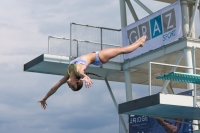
[118,93,200,120]
[156,72,200,84]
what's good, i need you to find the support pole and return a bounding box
[105,79,128,133]
[77,41,79,57]
[181,0,194,90]
[188,0,200,37]
[124,70,133,101]
[181,5,197,130]
[48,36,50,54]
[119,1,129,132]
[199,5,200,39]
[184,48,194,90]
[181,0,189,37]
[126,0,139,21]
[119,0,132,101]
[70,23,72,61]
[192,46,198,130]
[149,62,152,95]
[160,51,184,93]
[188,3,195,38]
[100,28,103,50]
[184,47,196,131]
[192,46,196,107]
[100,28,103,68]
[119,0,127,28]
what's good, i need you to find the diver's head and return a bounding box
[67,78,83,91]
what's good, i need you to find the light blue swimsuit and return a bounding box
[67,51,102,76]
[92,51,103,66]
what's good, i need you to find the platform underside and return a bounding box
[24,54,123,81]
[119,93,200,120]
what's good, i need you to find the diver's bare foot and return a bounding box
[139,36,146,47]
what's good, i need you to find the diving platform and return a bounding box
[24,54,123,81]
[118,93,200,120]
[24,37,200,86]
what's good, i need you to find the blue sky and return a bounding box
[0,0,170,133]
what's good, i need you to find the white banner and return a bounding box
[122,1,182,59]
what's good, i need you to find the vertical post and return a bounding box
[100,28,103,50]
[119,0,132,101]
[192,46,196,107]
[192,46,198,130]
[184,48,194,90]
[100,28,103,68]
[181,0,189,37]
[149,62,152,95]
[181,0,193,90]
[124,70,133,101]
[48,36,50,54]
[119,1,129,131]
[199,5,200,39]
[184,49,193,88]
[181,1,199,130]
[188,0,200,37]
[188,3,195,38]
[199,5,200,36]
[77,40,79,57]
[70,23,72,61]
[124,70,132,133]
[119,0,127,28]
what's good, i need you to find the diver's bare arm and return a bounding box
[77,69,93,88]
[38,73,69,109]
[43,73,68,101]
[77,68,88,79]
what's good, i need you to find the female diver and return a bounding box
[38,36,146,109]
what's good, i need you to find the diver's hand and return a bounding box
[38,99,47,110]
[81,75,93,88]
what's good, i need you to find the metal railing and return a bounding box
[48,23,124,63]
[70,23,123,63]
